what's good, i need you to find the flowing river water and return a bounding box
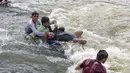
[0,0,130,73]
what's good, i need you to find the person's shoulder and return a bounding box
[92,59,102,66]
[27,19,32,23]
[28,19,35,25]
[86,58,92,61]
[83,59,93,65]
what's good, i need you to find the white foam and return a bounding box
[4,0,130,73]
[46,56,69,63]
[0,28,7,32]
[11,3,30,11]
[106,46,129,60]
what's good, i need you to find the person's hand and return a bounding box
[46,32,54,39]
[53,20,57,24]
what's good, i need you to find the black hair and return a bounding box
[96,50,108,61]
[32,11,39,16]
[41,16,50,24]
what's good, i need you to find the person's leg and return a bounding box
[73,39,87,44]
[57,34,74,42]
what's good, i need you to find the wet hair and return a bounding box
[41,16,50,24]
[32,11,39,16]
[96,50,108,61]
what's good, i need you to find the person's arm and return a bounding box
[50,20,58,32]
[50,20,56,25]
[52,26,58,34]
[29,23,45,36]
[48,26,53,32]
[75,60,87,70]
[75,65,82,70]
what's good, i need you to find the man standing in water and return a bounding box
[75,50,108,73]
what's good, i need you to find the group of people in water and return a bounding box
[25,11,87,46]
[24,11,109,73]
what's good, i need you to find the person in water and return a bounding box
[25,11,53,41]
[38,16,57,32]
[38,16,87,45]
[75,50,108,73]
[53,27,87,45]
[38,16,60,45]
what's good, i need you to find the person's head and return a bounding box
[74,30,83,38]
[31,11,39,23]
[96,50,108,63]
[41,16,50,27]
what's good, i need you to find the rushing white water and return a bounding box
[45,1,130,73]
[1,0,130,73]
[49,1,130,73]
